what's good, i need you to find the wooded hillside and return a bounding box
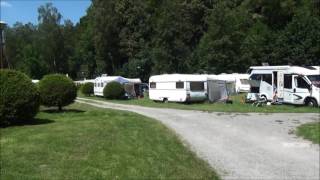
[5,0,320,81]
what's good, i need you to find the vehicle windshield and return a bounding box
[307,75,320,88]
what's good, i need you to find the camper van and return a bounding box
[149,74,208,102]
[214,74,250,93]
[246,66,320,107]
[94,75,141,96]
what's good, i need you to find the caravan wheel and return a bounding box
[260,95,267,102]
[162,98,168,103]
[306,98,318,107]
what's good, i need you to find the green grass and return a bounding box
[0,103,219,180]
[296,122,320,144]
[79,92,320,113]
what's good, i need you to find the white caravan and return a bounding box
[209,74,250,93]
[149,74,208,102]
[74,79,95,86]
[246,66,320,107]
[32,79,39,83]
[94,74,141,96]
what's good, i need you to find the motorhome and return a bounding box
[148,74,208,102]
[94,75,141,96]
[246,66,320,107]
[214,74,250,93]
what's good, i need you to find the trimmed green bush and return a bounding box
[39,74,77,111]
[103,81,125,99]
[81,82,94,96]
[0,69,40,124]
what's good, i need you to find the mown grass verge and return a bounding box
[0,103,218,179]
[296,122,320,144]
[79,92,319,113]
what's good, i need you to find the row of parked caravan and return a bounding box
[75,65,320,107]
[78,73,250,103]
[149,66,320,107]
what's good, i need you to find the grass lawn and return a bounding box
[0,103,219,179]
[79,92,320,113]
[296,122,320,144]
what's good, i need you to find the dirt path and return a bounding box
[77,97,320,180]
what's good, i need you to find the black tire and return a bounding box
[306,98,318,107]
[162,98,168,103]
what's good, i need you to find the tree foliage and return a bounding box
[81,82,94,96]
[103,81,125,99]
[0,70,40,125]
[5,1,320,80]
[39,74,77,110]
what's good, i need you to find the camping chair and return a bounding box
[251,94,267,107]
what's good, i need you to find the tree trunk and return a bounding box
[58,105,62,111]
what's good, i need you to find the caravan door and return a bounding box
[283,74,294,103]
[277,71,284,99]
[259,74,273,100]
[292,75,311,105]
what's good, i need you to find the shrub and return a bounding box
[76,83,83,91]
[39,74,77,111]
[81,82,94,96]
[103,81,125,99]
[0,70,40,124]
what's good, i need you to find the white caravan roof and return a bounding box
[32,79,39,83]
[149,74,208,82]
[249,66,320,76]
[84,79,95,83]
[95,76,141,84]
[208,74,249,81]
[125,78,142,83]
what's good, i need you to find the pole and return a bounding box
[0,43,2,69]
[0,21,7,69]
[0,28,3,69]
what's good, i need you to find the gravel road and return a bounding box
[77,97,320,180]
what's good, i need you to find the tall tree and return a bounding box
[37,3,66,73]
[193,1,252,73]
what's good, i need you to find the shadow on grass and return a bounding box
[41,109,85,114]
[1,118,55,128]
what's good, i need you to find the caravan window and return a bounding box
[150,82,156,89]
[176,82,184,89]
[262,74,272,85]
[295,77,310,89]
[284,74,292,89]
[250,74,263,81]
[251,74,272,84]
[190,82,204,91]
